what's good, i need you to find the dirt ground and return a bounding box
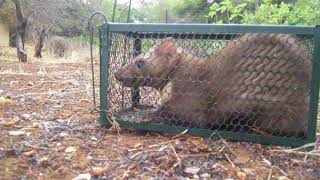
[0,51,320,179]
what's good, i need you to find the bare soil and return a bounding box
[0,59,319,180]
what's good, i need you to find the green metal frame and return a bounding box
[99,23,320,147]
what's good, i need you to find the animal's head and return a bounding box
[114,38,181,89]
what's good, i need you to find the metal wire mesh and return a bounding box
[106,30,314,140]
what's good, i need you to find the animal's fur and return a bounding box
[48,36,72,57]
[114,33,312,137]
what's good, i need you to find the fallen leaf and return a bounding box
[80,99,91,104]
[81,114,96,121]
[23,150,37,157]
[234,148,251,164]
[90,166,109,176]
[255,144,262,151]
[0,97,15,106]
[0,117,20,127]
[237,171,247,180]
[26,81,34,87]
[291,159,302,166]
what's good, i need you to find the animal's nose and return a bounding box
[113,70,121,80]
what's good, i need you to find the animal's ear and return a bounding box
[155,38,176,55]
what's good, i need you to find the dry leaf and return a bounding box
[80,99,91,104]
[0,117,20,127]
[23,150,37,157]
[90,166,109,176]
[234,148,251,164]
[81,114,96,121]
[237,171,247,180]
[0,97,15,106]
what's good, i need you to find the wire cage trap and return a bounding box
[98,23,320,147]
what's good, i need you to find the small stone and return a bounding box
[59,132,69,137]
[39,157,49,167]
[56,143,62,147]
[65,147,77,153]
[200,173,211,178]
[32,122,40,128]
[9,130,25,136]
[26,82,34,87]
[184,166,200,175]
[90,136,98,141]
[306,168,314,172]
[21,114,31,121]
[72,173,91,180]
[193,175,199,179]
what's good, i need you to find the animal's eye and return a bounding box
[135,60,145,69]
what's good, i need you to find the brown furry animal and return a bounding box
[114,34,312,137]
[48,36,72,57]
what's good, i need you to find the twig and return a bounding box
[268,150,320,157]
[170,144,180,162]
[178,153,211,158]
[216,132,236,156]
[273,166,288,176]
[275,142,317,152]
[224,153,235,168]
[267,167,273,180]
[129,151,143,159]
[67,115,76,126]
[148,140,177,148]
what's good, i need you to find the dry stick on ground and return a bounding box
[216,132,237,156]
[269,150,320,157]
[267,167,273,180]
[170,144,181,169]
[224,153,235,168]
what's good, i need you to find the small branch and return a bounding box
[224,153,235,168]
[267,167,273,180]
[268,150,320,157]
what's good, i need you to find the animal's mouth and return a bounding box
[114,73,142,87]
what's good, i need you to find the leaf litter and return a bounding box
[0,60,319,179]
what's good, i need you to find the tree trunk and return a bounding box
[34,27,46,58]
[13,0,31,63]
[0,0,6,7]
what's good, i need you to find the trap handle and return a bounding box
[88,11,107,113]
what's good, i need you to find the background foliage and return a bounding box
[0,0,319,46]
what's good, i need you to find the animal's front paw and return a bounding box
[140,109,159,123]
